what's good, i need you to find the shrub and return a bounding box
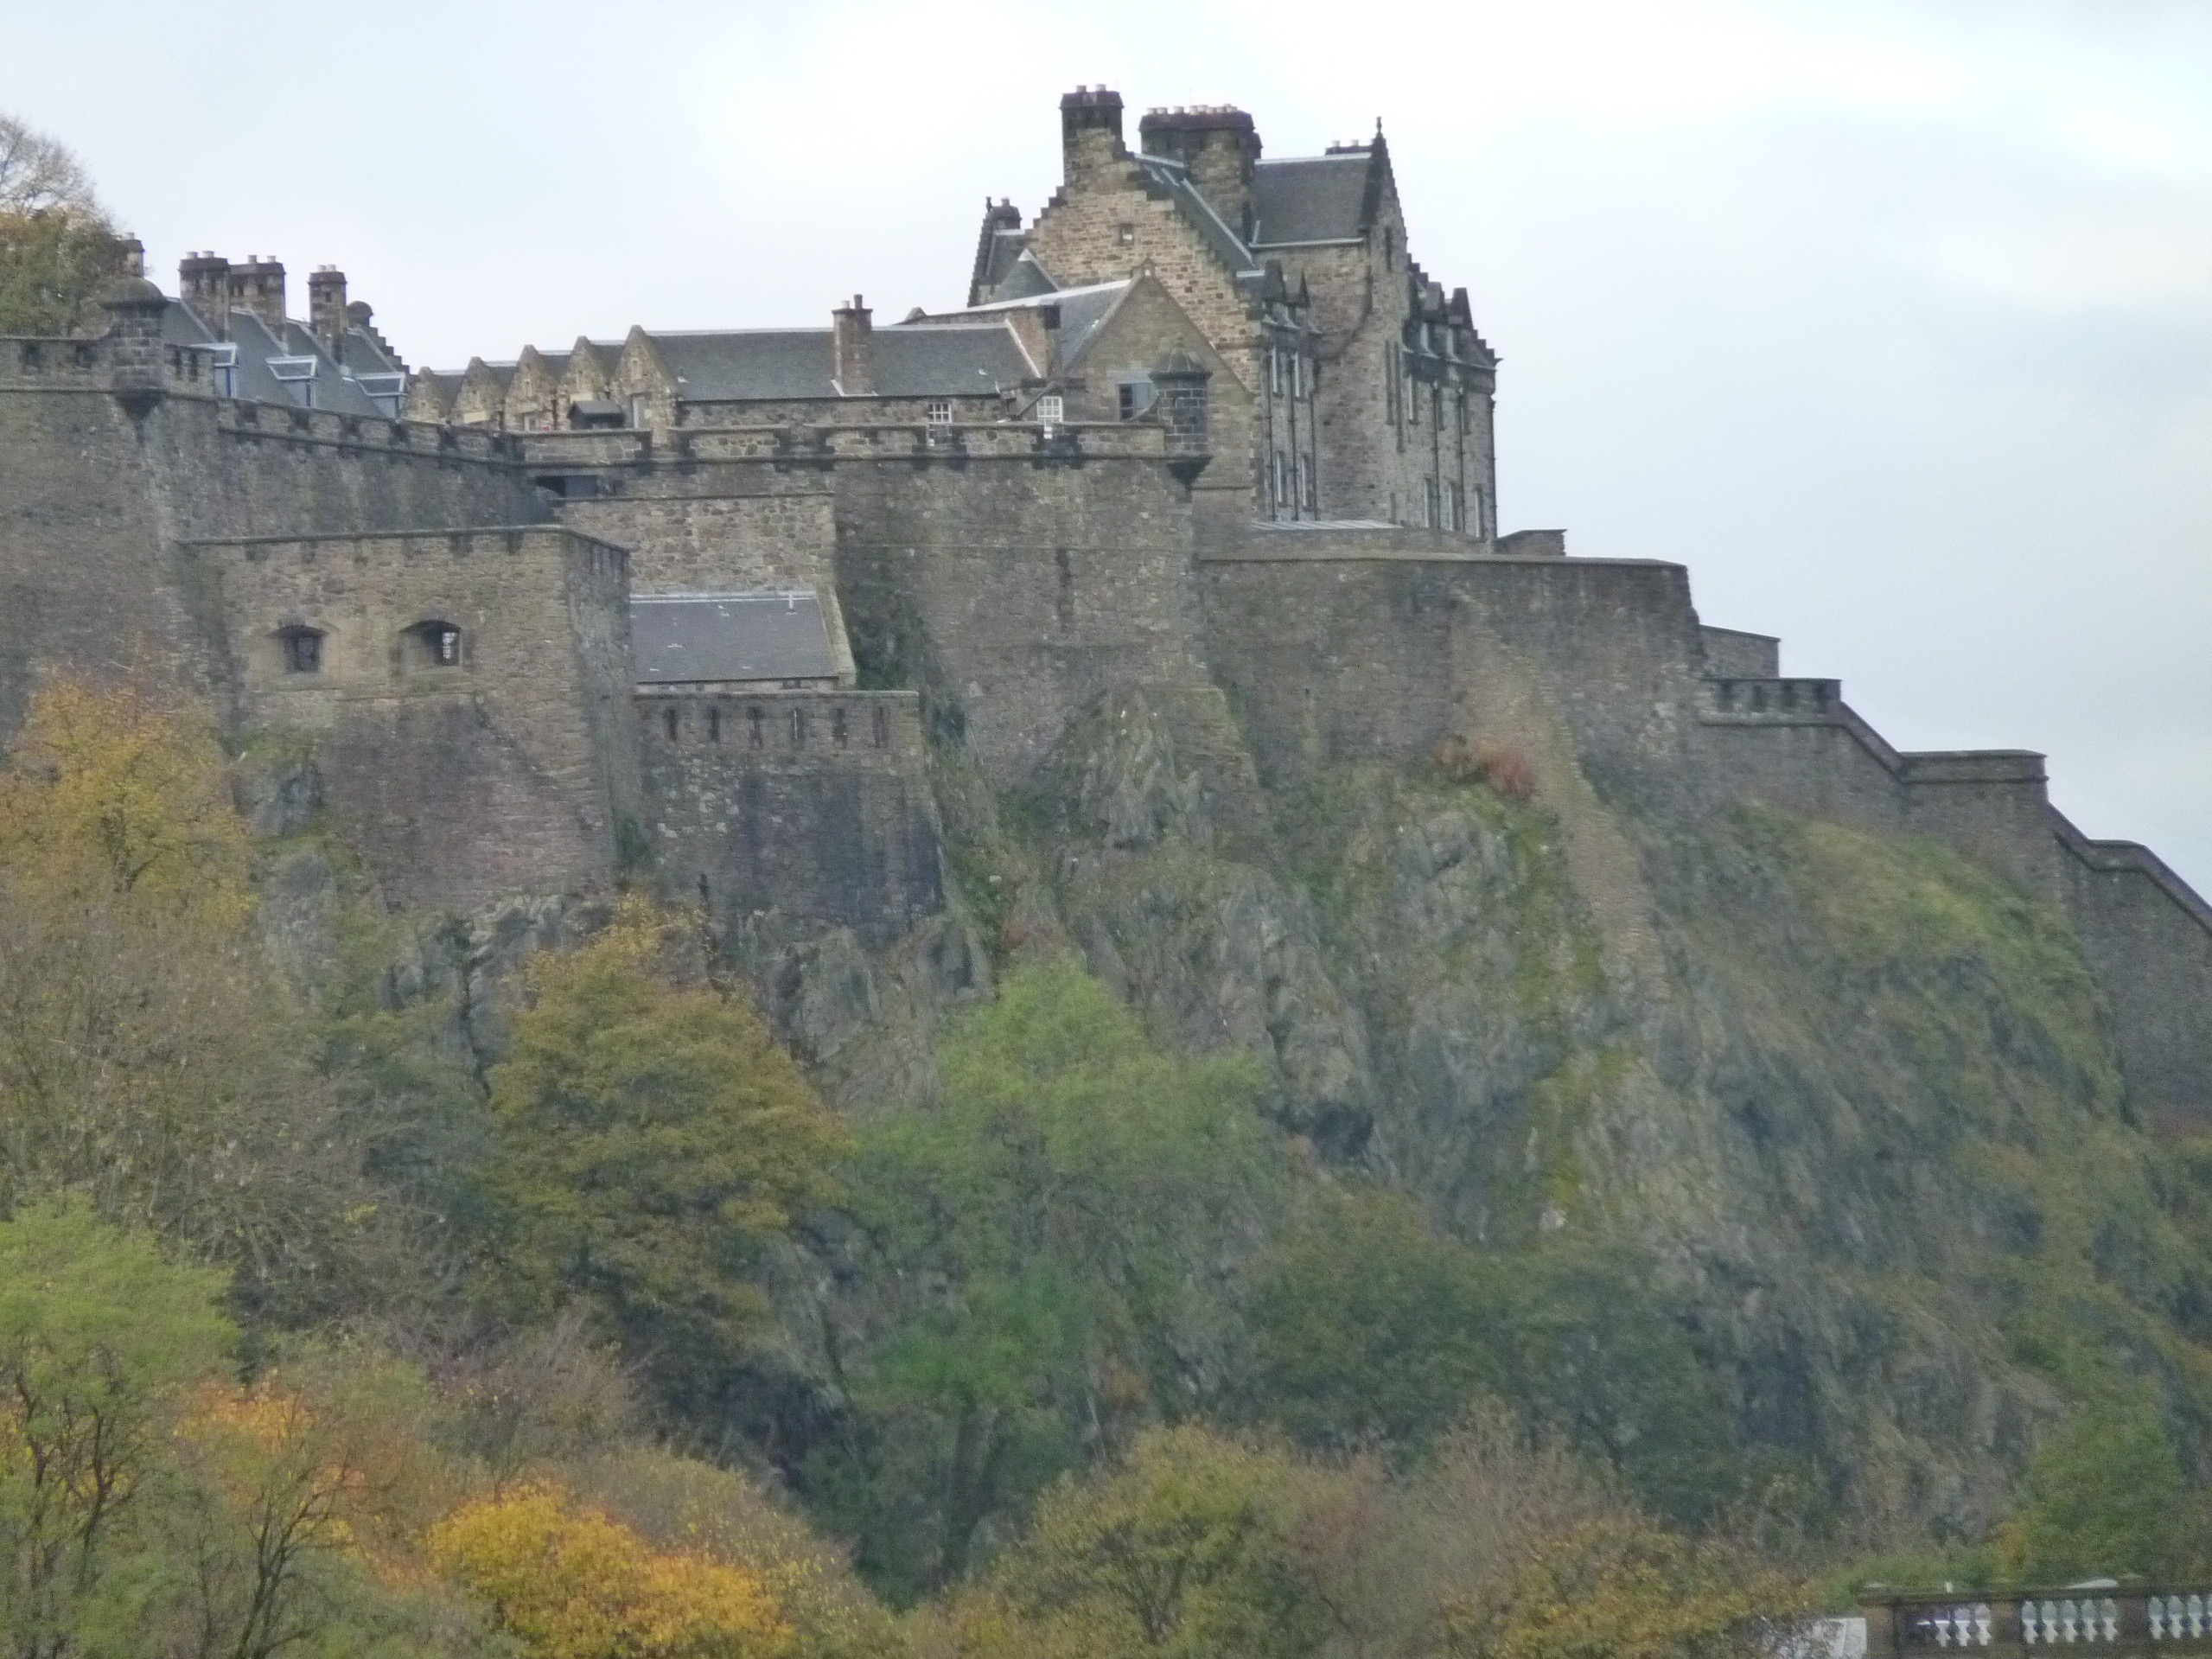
[1435,736,1538,799]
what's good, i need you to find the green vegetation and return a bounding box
[0,114,130,335]
[5,672,2210,1656]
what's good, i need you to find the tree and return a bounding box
[0,674,388,1322]
[483,898,848,1363]
[1994,1387,2204,1583]
[429,1482,791,1659]
[1443,1513,1801,1659]
[0,113,125,335]
[826,958,1279,1595]
[1243,1184,1500,1449]
[174,1348,460,1659]
[985,1425,1316,1659]
[0,1202,233,1658]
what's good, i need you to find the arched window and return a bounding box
[278,626,324,673]
[403,620,463,669]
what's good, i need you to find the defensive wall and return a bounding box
[515,421,1214,787]
[1195,530,2212,1128]
[5,310,2206,1123]
[0,327,545,741]
[637,687,941,944]
[185,526,639,914]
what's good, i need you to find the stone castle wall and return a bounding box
[189,526,639,912]
[638,687,940,944]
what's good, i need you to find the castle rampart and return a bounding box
[637,687,940,943]
[185,526,640,913]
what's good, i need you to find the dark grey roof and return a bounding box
[631,592,839,684]
[1134,156,1257,273]
[994,252,1059,302]
[1252,154,1375,246]
[656,322,1031,401]
[901,280,1131,375]
[162,301,391,417]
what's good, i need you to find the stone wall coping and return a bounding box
[1195,546,1686,569]
[176,524,620,557]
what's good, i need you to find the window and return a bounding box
[709,705,722,743]
[280,628,323,673]
[1268,450,1284,513]
[748,705,764,748]
[871,705,889,747]
[832,706,849,748]
[924,399,953,427]
[1300,455,1317,514]
[404,620,462,669]
[663,706,679,741]
[1384,350,1399,426]
[627,394,649,428]
[1406,362,1419,425]
[1116,222,1137,246]
[1117,379,1154,420]
[1450,482,1466,533]
[1036,393,1063,426]
[1423,477,1441,528]
[789,707,807,747]
[1268,349,1283,397]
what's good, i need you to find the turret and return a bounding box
[1060,86,1127,188]
[1139,105,1260,240]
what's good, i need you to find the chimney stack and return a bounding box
[308,266,347,357]
[832,295,873,395]
[1139,105,1260,241]
[178,252,233,337]
[1060,86,1127,188]
[232,256,286,331]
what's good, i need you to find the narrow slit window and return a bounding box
[832,706,849,748]
[789,708,807,748]
[871,705,889,748]
[747,705,764,747]
[708,705,723,743]
[663,706,679,741]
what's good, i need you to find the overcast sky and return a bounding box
[7,0,2209,890]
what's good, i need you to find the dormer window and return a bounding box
[280,627,323,673]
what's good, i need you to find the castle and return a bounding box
[2,87,2206,1126]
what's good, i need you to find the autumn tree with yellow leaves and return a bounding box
[430,1483,792,1659]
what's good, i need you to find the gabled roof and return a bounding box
[1252,152,1377,246]
[631,591,839,685]
[899,279,1133,375]
[969,199,1029,304]
[1133,154,1259,276]
[650,322,1032,401]
[163,301,398,417]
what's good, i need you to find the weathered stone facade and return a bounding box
[0,84,2205,1131]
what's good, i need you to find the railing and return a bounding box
[1866,1589,2212,1656]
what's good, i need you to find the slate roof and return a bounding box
[163,301,401,416]
[1133,155,1259,274]
[653,322,1031,401]
[631,592,840,685]
[1252,153,1376,246]
[901,280,1132,375]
